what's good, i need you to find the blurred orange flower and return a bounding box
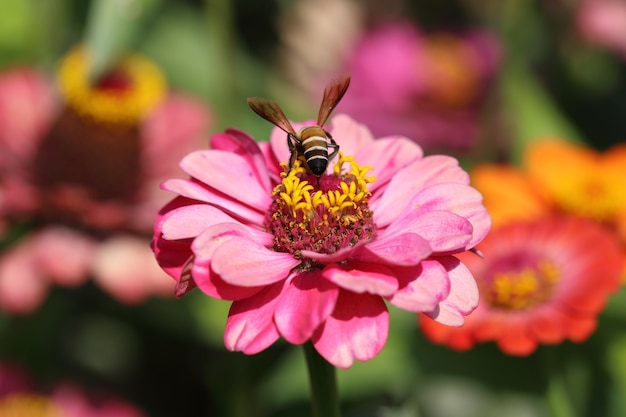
[470,164,552,228]
[472,138,626,280]
[525,139,626,225]
[420,217,623,355]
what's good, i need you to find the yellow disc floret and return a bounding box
[57,45,166,125]
[266,152,376,261]
[274,153,376,225]
[0,394,63,417]
[487,260,560,310]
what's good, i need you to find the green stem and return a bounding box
[303,342,341,417]
[543,348,577,417]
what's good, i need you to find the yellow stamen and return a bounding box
[0,394,63,417]
[57,45,166,125]
[274,154,375,224]
[488,261,561,310]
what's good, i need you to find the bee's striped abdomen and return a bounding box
[299,126,329,176]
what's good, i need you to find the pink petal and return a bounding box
[191,224,265,300]
[353,136,423,192]
[371,155,470,226]
[160,203,273,246]
[162,178,266,225]
[210,128,272,192]
[142,94,211,178]
[151,235,193,286]
[212,237,299,287]
[92,236,173,304]
[353,231,431,266]
[325,114,375,157]
[225,282,283,354]
[160,203,241,239]
[53,384,146,417]
[0,244,48,314]
[30,227,96,287]
[385,210,473,253]
[269,126,293,166]
[0,69,55,159]
[258,141,283,179]
[274,271,340,344]
[387,261,450,312]
[425,256,479,326]
[322,263,398,296]
[312,290,389,369]
[411,183,491,248]
[179,150,273,208]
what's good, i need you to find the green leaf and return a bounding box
[84,0,161,82]
[500,63,585,165]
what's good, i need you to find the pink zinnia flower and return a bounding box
[0,46,211,313]
[0,363,145,417]
[420,217,623,355]
[152,114,491,368]
[335,21,500,152]
[577,0,626,58]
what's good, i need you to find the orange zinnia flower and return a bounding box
[525,139,626,226]
[472,138,626,280]
[420,217,623,355]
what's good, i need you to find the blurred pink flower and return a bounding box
[335,21,500,152]
[152,114,491,368]
[52,384,145,417]
[0,48,212,313]
[0,362,33,397]
[577,0,626,58]
[0,363,144,417]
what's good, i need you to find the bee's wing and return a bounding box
[247,97,297,135]
[317,73,351,127]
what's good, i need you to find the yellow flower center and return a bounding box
[276,153,375,221]
[266,152,376,264]
[0,394,63,417]
[552,171,626,222]
[57,45,166,125]
[485,260,560,310]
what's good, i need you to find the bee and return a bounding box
[247,74,351,177]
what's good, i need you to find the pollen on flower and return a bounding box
[552,173,626,222]
[485,259,561,310]
[57,45,166,125]
[0,393,62,417]
[266,153,376,265]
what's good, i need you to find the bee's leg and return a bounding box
[287,133,298,169]
[325,130,340,163]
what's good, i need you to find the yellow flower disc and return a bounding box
[57,45,167,125]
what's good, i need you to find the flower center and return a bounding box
[57,45,166,125]
[483,258,560,310]
[0,394,63,417]
[422,35,480,108]
[266,153,376,268]
[553,172,626,223]
[31,46,169,217]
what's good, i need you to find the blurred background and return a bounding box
[1,0,626,416]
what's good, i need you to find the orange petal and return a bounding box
[496,316,538,356]
[471,164,551,228]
